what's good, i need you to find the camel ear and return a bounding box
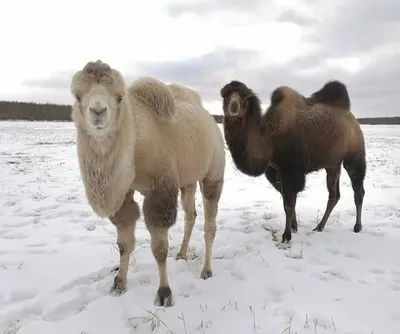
[246,89,254,99]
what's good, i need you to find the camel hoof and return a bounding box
[200,269,213,280]
[281,231,292,243]
[354,224,362,233]
[291,225,298,233]
[175,252,187,261]
[110,276,126,295]
[313,225,324,232]
[154,286,174,307]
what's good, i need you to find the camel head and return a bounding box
[220,80,254,118]
[70,60,126,136]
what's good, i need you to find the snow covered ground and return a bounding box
[0,121,400,334]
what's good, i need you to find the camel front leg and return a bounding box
[109,190,140,294]
[280,168,305,243]
[142,181,179,307]
[265,166,298,232]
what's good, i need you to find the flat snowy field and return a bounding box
[1,121,400,334]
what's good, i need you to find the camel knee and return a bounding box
[344,155,366,182]
[109,192,139,255]
[282,190,297,218]
[116,224,135,253]
[353,182,365,205]
[186,210,197,223]
[180,184,197,221]
[346,167,365,205]
[205,223,216,239]
[201,179,223,203]
[109,191,140,228]
[329,190,340,205]
[150,229,169,263]
[265,166,282,192]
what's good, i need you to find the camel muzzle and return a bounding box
[229,101,240,116]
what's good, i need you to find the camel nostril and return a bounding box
[229,101,239,115]
[90,107,107,115]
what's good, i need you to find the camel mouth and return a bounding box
[229,111,240,117]
[93,122,109,130]
[228,101,240,117]
[88,117,110,131]
[89,111,110,129]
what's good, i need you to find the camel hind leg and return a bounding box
[199,177,223,279]
[313,163,342,232]
[176,183,197,260]
[343,153,366,233]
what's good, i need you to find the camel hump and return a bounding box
[270,86,307,109]
[168,83,203,105]
[310,80,351,110]
[129,76,176,122]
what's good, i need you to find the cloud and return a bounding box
[132,48,258,99]
[140,50,324,95]
[167,0,263,17]
[159,0,400,117]
[132,47,399,117]
[23,72,74,90]
[275,10,317,26]
[2,0,399,118]
[307,0,400,57]
[20,45,400,117]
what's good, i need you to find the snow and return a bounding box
[1,120,400,334]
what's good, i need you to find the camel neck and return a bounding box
[223,108,270,177]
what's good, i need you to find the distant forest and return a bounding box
[1,100,399,125]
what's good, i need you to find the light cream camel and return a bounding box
[70,60,225,307]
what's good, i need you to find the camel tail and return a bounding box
[310,80,351,110]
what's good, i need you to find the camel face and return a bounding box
[223,91,247,118]
[220,80,253,119]
[70,60,126,137]
[83,85,115,132]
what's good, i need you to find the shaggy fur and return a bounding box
[70,60,225,307]
[220,79,366,243]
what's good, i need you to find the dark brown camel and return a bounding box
[220,80,366,243]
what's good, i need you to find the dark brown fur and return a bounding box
[220,80,366,243]
[309,80,351,110]
[142,181,179,231]
[141,181,178,306]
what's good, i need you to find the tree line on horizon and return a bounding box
[0,100,399,125]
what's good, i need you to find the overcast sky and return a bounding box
[1,0,399,117]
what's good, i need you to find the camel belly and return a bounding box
[133,110,224,192]
[131,144,216,192]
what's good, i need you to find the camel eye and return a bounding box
[75,94,81,102]
[117,95,122,103]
